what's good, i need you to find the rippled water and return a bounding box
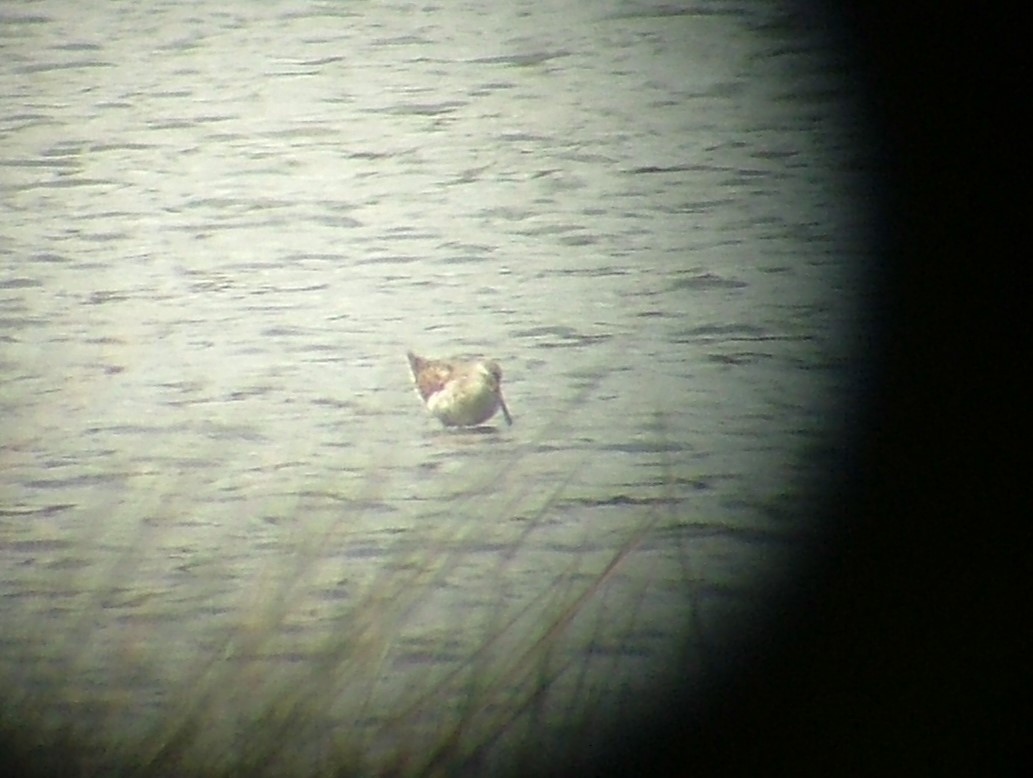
[1,1,874,774]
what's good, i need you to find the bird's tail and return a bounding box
[406,351,425,377]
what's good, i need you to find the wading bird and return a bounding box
[406,351,513,428]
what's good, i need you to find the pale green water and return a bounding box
[0,1,873,774]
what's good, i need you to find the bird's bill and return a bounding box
[499,395,513,425]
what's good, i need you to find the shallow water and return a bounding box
[1,1,875,773]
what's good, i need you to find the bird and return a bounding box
[406,351,513,428]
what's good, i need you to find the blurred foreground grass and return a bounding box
[0,439,721,777]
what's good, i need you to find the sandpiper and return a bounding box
[406,351,513,428]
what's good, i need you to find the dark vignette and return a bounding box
[0,1,1017,776]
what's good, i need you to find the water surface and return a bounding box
[0,1,874,773]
